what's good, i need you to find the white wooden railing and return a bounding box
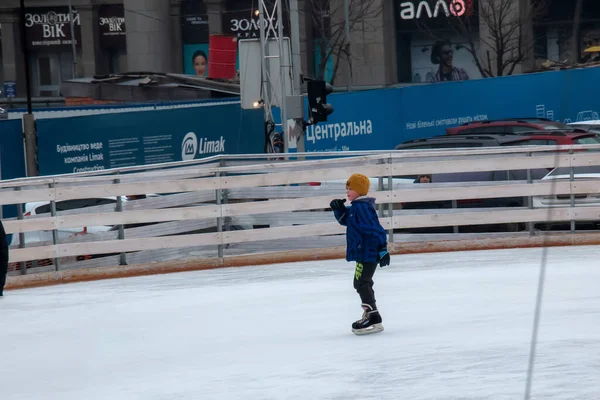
[4,145,600,276]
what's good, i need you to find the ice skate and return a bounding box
[351,304,383,335]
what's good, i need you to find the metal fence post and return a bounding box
[15,186,26,275]
[114,173,127,265]
[216,163,224,259]
[221,159,230,235]
[526,152,534,235]
[387,156,394,244]
[452,200,459,234]
[49,183,61,271]
[377,159,384,217]
[569,148,575,233]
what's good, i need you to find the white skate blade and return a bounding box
[352,323,384,336]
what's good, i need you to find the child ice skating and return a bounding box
[330,173,390,335]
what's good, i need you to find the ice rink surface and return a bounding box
[2,246,599,400]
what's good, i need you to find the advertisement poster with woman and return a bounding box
[187,47,208,76]
[181,0,209,77]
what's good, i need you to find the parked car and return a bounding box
[396,130,600,182]
[396,132,525,151]
[532,165,600,230]
[485,129,600,147]
[7,197,125,270]
[394,132,586,233]
[311,177,415,189]
[403,129,600,150]
[9,194,168,269]
[446,118,569,135]
[568,120,600,135]
[10,197,122,248]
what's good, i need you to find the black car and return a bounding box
[394,134,550,233]
[395,133,525,150]
[395,133,551,182]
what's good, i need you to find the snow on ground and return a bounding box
[1,246,599,400]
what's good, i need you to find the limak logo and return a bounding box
[181,132,226,161]
[181,132,198,161]
[399,0,469,20]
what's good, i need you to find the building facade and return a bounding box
[0,0,599,100]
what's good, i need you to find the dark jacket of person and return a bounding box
[0,220,9,295]
[333,197,387,263]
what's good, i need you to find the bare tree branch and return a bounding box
[417,0,547,78]
[308,0,381,84]
[571,0,584,63]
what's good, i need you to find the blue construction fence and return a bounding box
[36,102,265,176]
[302,66,600,152]
[1,65,599,180]
[0,119,27,222]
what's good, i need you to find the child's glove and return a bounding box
[378,247,390,267]
[330,199,346,210]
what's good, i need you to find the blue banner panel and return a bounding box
[37,104,264,175]
[0,119,27,224]
[305,67,600,151]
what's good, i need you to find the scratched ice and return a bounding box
[2,246,599,400]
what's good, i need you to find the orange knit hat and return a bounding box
[346,173,370,196]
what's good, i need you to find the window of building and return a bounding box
[0,44,4,87]
[31,52,75,97]
[534,26,548,60]
[108,51,121,74]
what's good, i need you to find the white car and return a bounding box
[316,177,416,189]
[10,197,124,248]
[568,120,600,134]
[532,166,600,208]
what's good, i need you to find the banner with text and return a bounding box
[36,103,264,175]
[181,0,210,76]
[223,0,289,39]
[98,4,126,50]
[25,6,82,49]
[304,66,600,152]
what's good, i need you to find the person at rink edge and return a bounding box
[0,219,9,298]
[330,173,390,335]
[415,174,432,183]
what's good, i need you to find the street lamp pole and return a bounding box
[19,0,38,176]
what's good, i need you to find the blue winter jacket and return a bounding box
[333,197,387,262]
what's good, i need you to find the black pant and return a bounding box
[0,220,8,296]
[0,250,7,296]
[353,262,378,309]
